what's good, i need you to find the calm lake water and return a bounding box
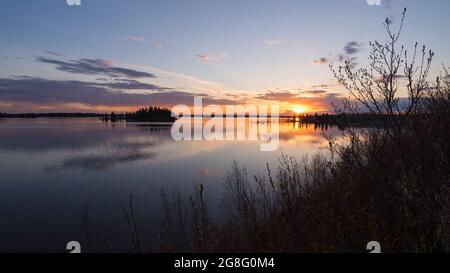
[0,117,342,252]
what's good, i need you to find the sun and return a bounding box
[293,106,306,114]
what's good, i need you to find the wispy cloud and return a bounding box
[36,57,155,79]
[312,57,329,65]
[151,42,164,48]
[128,35,145,42]
[195,51,227,64]
[96,78,171,91]
[312,40,363,68]
[344,41,364,55]
[147,66,230,93]
[195,54,214,63]
[265,39,283,46]
[43,50,64,57]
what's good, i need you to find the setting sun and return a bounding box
[293,106,306,114]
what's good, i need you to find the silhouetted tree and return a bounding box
[332,8,433,136]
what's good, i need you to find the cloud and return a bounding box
[311,41,363,67]
[37,57,155,79]
[97,79,171,91]
[256,89,335,101]
[0,76,237,110]
[312,41,363,69]
[195,54,214,63]
[43,50,64,57]
[195,51,227,63]
[152,42,164,48]
[302,90,328,95]
[291,92,344,112]
[128,35,145,42]
[331,54,358,69]
[344,41,364,55]
[312,57,329,65]
[256,89,345,112]
[311,84,335,89]
[265,39,283,46]
[256,91,300,102]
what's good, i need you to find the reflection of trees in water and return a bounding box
[277,122,342,143]
[129,124,172,135]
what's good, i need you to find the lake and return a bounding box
[0,117,342,252]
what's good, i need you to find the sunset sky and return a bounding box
[0,0,449,114]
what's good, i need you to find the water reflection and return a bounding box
[0,118,343,252]
[0,118,341,172]
[44,143,156,172]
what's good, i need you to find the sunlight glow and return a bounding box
[293,106,306,114]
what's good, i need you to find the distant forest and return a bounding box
[0,110,389,127]
[125,106,176,122]
[0,113,103,118]
[0,107,176,122]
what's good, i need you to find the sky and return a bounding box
[0,0,449,114]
